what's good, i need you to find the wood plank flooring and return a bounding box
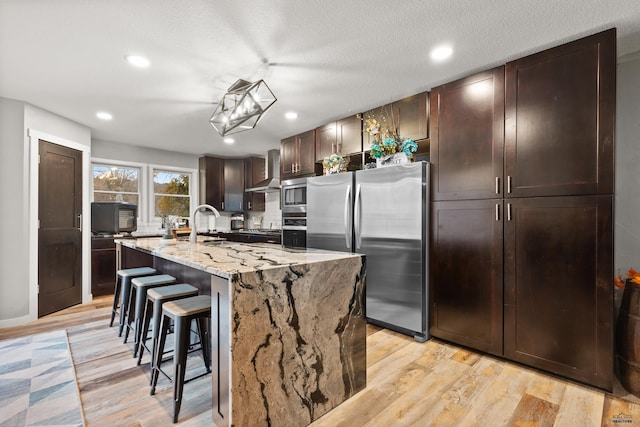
[1,296,640,426]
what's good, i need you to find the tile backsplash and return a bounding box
[134,191,281,234]
[247,191,282,230]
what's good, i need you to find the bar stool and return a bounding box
[123,274,176,353]
[136,283,199,369]
[112,267,157,335]
[150,295,212,424]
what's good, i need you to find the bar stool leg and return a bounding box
[118,277,132,337]
[123,285,136,344]
[136,298,153,365]
[172,317,190,423]
[150,314,170,396]
[109,275,122,327]
[197,317,212,372]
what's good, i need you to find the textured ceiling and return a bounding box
[1,0,640,158]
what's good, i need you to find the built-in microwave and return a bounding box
[281,177,307,214]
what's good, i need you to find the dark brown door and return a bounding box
[429,198,504,356]
[430,66,505,201]
[504,28,615,198]
[38,140,83,317]
[503,195,613,390]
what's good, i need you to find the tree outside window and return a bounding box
[154,170,190,218]
[93,165,139,204]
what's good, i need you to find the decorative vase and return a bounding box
[616,279,640,396]
[376,152,409,168]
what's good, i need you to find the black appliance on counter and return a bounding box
[91,202,137,236]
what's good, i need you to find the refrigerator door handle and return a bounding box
[344,184,352,249]
[354,184,362,249]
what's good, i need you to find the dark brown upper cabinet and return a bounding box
[199,156,247,212]
[504,28,616,198]
[392,91,429,141]
[362,92,428,154]
[430,67,505,201]
[243,157,266,211]
[315,115,362,162]
[281,130,316,179]
[199,156,224,211]
[362,104,392,150]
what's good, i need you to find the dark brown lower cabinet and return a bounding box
[91,237,116,296]
[430,199,504,356]
[503,195,613,390]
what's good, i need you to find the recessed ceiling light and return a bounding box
[96,111,113,121]
[223,137,235,144]
[430,45,453,62]
[124,54,150,68]
[285,111,299,120]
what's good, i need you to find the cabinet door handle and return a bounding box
[507,203,512,221]
[77,213,82,231]
[221,201,225,211]
[291,164,295,173]
[495,204,500,221]
[507,175,512,194]
[495,177,500,194]
[248,201,251,210]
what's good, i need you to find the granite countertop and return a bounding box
[116,237,360,279]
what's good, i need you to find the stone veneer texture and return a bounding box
[230,256,366,426]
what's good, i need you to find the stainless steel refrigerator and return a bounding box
[307,162,429,341]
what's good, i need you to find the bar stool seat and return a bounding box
[136,283,199,369]
[150,295,212,424]
[112,267,157,335]
[123,274,176,353]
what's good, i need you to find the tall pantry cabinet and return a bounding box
[429,28,616,390]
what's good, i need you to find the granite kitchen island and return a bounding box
[116,237,366,427]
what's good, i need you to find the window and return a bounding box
[153,169,191,218]
[93,164,140,204]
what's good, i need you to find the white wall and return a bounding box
[615,53,640,284]
[0,99,91,326]
[92,139,198,169]
[0,98,28,322]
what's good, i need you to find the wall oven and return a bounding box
[281,177,307,214]
[282,215,306,248]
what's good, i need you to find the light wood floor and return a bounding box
[1,296,640,426]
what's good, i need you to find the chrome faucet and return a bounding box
[189,204,221,243]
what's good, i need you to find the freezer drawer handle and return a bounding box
[354,184,362,249]
[344,184,352,249]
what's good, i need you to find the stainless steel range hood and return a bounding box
[245,149,281,193]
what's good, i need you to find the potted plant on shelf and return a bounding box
[615,268,640,396]
[364,109,418,167]
[322,153,348,175]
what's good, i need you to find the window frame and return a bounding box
[91,159,197,226]
[91,158,145,219]
[148,164,198,222]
